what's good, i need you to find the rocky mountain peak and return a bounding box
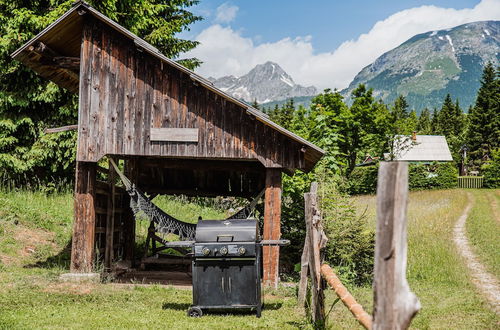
[342,20,500,112]
[211,62,317,104]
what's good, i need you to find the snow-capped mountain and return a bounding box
[342,21,500,112]
[209,61,317,104]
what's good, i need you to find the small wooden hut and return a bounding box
[11,1,324,288]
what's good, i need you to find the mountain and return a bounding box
[209,62,317,104]
[343,21,500,112]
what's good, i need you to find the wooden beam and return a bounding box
[70,161,97,273]
[123,158,138,265]
[150,128,199,142]
[373,162,420,329]
[44,124,78,134]
[262,168,282,288]
[104,157,116,269]
[29,41,80,70]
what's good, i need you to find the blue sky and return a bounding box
[181,0,500,89]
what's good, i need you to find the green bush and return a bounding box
[409,162,458,190]
[482,149,500,188]
[348,162,458,194]
[320,177,375,286]
[347,165,378,195]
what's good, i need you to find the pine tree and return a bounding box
[438,94,459,137]
[0,0,202,182]
[417,108,432,134]
[391,95,409,133]
[467,62,500,162]
[431,108,440,134]
[251,99,260,110]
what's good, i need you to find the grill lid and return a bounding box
[195,219,258,243]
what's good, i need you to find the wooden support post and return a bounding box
[71,161,97,273]
[104,157,116,270]
[304,182,326,324]
[263,169,282,288]
[298,183,318,306]
[373,162,420,330]
[123,158,138,265]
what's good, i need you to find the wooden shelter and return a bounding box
[11,1,324,288]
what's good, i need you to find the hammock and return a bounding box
[109,159,264,241]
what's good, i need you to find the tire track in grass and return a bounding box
[453,192,500,315]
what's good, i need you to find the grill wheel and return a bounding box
[187,306,203,317]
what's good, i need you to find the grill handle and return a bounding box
[259,239,290,246]
[160,241,194,248]
[217,234,234,242]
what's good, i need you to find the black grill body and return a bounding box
[190,219,262,317]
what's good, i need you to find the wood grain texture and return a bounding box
[71,161,97,272]
[262,169,282,288]
[373,162,420,330]
[74,20,307,171]
[150,128,199,142]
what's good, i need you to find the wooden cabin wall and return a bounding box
[77,18,305,170]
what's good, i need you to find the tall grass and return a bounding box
[466,190,500,278]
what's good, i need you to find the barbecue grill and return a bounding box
[165,218,288,317]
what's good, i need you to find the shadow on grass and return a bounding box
[24,239,72,270]
[162,302,191,310]
[263,302,283,310]
[162,302,283,314]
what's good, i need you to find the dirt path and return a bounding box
[453,192,500,315]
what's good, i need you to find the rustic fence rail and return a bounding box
[458,176,484,189]
[300,162,420,329]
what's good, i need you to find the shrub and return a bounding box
[348,162,458,195]
[347,165,378,195]
[482,149,500,188]
[409,162,458,190]
[319,176,375,286]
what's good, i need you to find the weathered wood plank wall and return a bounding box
[77,18,305,170]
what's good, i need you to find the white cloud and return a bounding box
[185,0,500,90]
[214,3,239,24]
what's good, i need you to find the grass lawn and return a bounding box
[0,188,499,329]
[466,190,500,278]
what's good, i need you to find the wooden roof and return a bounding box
[11,1,324,172]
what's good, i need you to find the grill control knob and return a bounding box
[238,247,246,256]
[220,246,228,256]
[202,247,211,256]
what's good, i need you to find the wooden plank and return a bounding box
[134,51,145,155]
[373,162,420,329]
[262,168,282,288]
[76,20,93,161]
[142,57,153,156]
[44,124,78,134]
[70,161,97,272]
[114,37,126,155]
[150,128,199,142]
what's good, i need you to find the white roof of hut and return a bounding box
[392,135,453,162]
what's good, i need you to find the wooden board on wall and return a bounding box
[150,128,199,142]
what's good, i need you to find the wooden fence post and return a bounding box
[303,182,328,324]
[373,162,420,329]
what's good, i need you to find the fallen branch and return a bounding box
[44,124,78,134]
[320,264,372,330]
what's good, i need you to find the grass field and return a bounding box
[466,190,500,278]
[0,188,499,329]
